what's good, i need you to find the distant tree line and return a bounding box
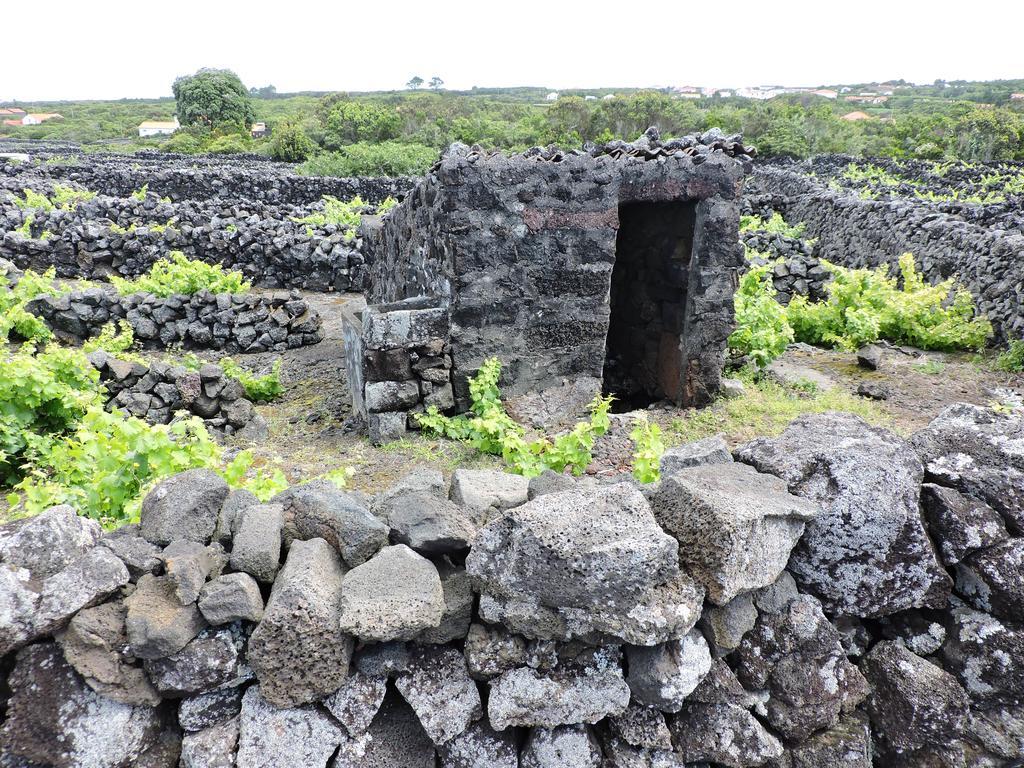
[4,70,1023,173]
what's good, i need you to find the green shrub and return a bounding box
[291,195,368,238]
[268,119,316,162]
[415,357,613,477]
[0,344,101,484]
[728,260,794,366]
[219,358,283,401]
[739,212,806,238]
[0,267,64,343]
[110,251,250,297]
[786,253,992,351]
[205,133,252,154]
[50,184,96,210]
[297,142,437,177]
[629,415,665,483]
[995,340,1024,372]
[130,184,148,202]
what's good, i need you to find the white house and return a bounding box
[21,113,63,126]
[138,117,179,137]
[545,92,560,102]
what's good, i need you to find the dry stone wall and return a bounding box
[26,286,322,352]
[2,404,1023,766]
[0,178,383,292]
[747,162,1024,341]
[0,150,412,206]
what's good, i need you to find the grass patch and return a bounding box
[912,359,947,375]
[668,372,891,445]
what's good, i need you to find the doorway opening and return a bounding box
[602,200,696,411]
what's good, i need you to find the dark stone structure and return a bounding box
[345,129,754,443]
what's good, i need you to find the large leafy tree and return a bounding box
[172,68,255,130]
[323,101,401,148]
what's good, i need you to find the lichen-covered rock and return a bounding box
[180,717,238,768]
[700,591,758,656]
[735,594,868,740]
[469,483,689,644]
[229,502,283,583]
[143,623,250,696]
[162,540,226,604]
[198,572,265,624]
[911,402,1024,531]
[39,542,129,614]
[236,685,346,768]
[337,544,445,641]
[0,503,100,578]
[878,610,947,656]
[140,468,228,545]
[248,537,353,707]
[125,573,208,660]
[417,560,474,643]
[609,702,674,750]
[323,671,388,736]
[99,525,163,578]
[437,719,518,768]
[955,539,1024,623]
[786,713,872,768]
[625,628,713,712]
[450,468,530,520]
[380,490,479,554]
[354,640,411,677]
[476,569,705,646]
[332,691,436,768]
[395,644,482,745]
[272,479,388,566]
[178,687,243,732]
[736,413,950,617]
[861,640,970,756]
[669,702,784,768]
[488,646,630,730]
[941,601,1024,704]
[659,434,733,476]
[464,622,529,680]
[920,483,1009,566]
[57,598,161,706]
[213,488,258,546]
[521,724,602,768]
[0,643,166,768]
[650,462,816,605]
[599,734,687,768]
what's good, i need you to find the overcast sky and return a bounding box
[3,0,1021,102]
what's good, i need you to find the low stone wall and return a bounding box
[2,404,1023,766]
[88,350,266,438]
[26,287,322,352]
[0,181,369,291]
[741,229,830,304]
[342,297,454,444]
[1,150,414,206]
[747,165,1024,341]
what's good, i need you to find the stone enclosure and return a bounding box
[4,404,1024,767]
[345,129,755,443]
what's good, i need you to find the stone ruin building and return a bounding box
[343,129,756,442]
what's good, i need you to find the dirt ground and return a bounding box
[175,292,1024,494]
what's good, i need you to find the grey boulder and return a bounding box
[125,573,208,660]
[381,490,479,554]
[272,479,388,566]
[0,643,166,768]
[651,462,816,605]
[920,483,1009,566]
[437,719,519,768]
[140,468,228,545]
[520,724,603,768]
[736,413,951,617]
[625,628,713,712]
[0,503,100,578]
[180,717,238,768]
[198,572,265,624]
[236,685,346,768]
[248,537,353,707]
[337,544,445,642]
[658,434,732,476]
[323,671,388,736]
[394,644,483,745]
[229,502,284,583]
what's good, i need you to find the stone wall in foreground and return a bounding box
[2,403,1023,766]
[747,165,1024,341]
